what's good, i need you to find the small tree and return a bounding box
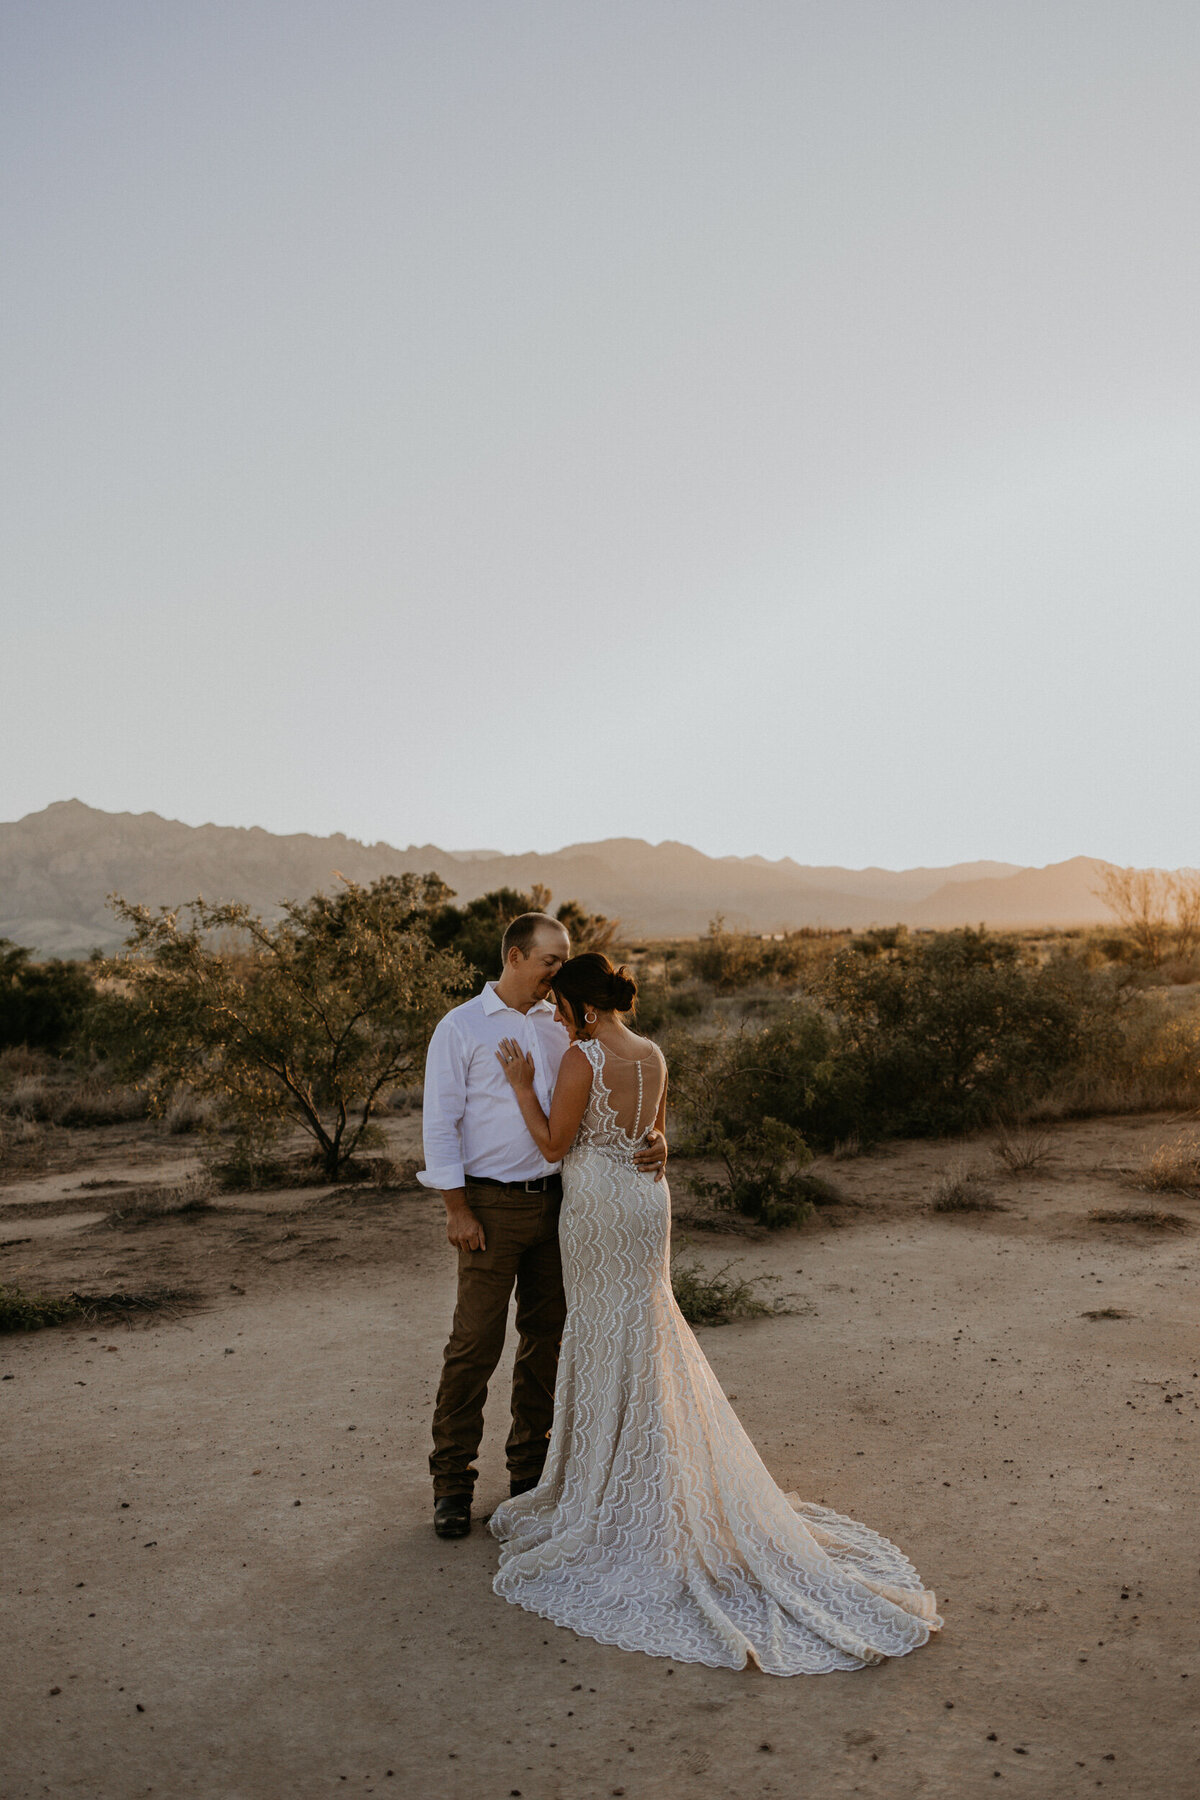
[1168,871,1200,959]
[552,898,623,956]
[1094,866,1176,966]
[102,874,470,1180]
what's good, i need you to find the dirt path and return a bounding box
[2,1118,1199,1799]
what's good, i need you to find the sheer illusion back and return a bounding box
[571,1037,665,1150]
[489,1032,941,1675]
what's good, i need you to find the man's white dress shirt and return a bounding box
[418,983,571,1191]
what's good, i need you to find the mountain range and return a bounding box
[0,800,1142,956]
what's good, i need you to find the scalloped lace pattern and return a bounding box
[490,1040,942,1674]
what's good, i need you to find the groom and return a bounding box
[421,911,666,1538]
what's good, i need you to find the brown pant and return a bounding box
[430,1182,566,1499]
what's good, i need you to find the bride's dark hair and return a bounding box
[552,952,637,1022]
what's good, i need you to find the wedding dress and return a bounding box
[489,1037,941,1673]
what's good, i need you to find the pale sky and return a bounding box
[3,2,1198,869]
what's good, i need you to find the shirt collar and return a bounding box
[481,981,555,1017]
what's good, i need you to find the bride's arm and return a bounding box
[496,1039,592,1160]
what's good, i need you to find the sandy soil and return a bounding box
[2,1112,1199,1800]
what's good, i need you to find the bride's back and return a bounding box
[573,1036,666,1150]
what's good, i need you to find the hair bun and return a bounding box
[609,965,637,1011]
[551,950,638,1022]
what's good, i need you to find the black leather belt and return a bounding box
[466,1173,561,1195]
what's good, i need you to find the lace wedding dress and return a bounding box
[489,1037,941,1673]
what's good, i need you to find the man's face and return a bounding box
[511,924,570,1005]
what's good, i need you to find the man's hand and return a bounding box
[443,1191,486,1252]
[633,1128,669,1182]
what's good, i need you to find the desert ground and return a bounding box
[2,1109,1198,1800]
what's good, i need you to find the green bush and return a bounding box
[667,1003,861,1154]
[819,927,1113,1136]
[630,970,706,1035]
[1041,986,1200,1117]
[666,928,1135,1160]
[0,1284,82,1331]
[686,1118,819,1229]
[99,873,470,1181]
[0,942,96,1053]
[682,917,839,992]
[670,1256,786,1325]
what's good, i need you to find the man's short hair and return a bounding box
[501,912,566,964]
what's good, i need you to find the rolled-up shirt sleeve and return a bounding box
[418,1017,469,1190]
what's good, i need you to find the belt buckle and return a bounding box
[523,1178,542,1194]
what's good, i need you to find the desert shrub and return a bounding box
[164,1088,219,1134]
[667,1004,862,1157]
[1093,867,1200,967]
[98,874,471,1182]
[0,1058,148,1127]
[102,1170,217,1226]
[670,1255,787,1326]
[52,1075,149,1127]
[991,1124,1055,1175]
[665,928,1174,1152]
[364,1155,420,1189]
[203,1114,290,1190]
[682,918,829,991]
[819,928,1113,1136]
[0,1284,195,1330]
[0,1045,52,1082]
[667,1019,818,1223]
[677,1096,819,1229]
[0,1284,82,1330]
[1041,991,1200,1117]
[849,925,910,957]
[1130,1132,1200,1196]
[0,941,96,1053]
[632,971,707,1035]
[929,1163,998,1212]
[0,1113,53,1175]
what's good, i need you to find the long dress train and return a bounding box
[489,1037,941,1674]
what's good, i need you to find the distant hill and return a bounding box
[0,800,1141,956]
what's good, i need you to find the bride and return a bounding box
[488,951,941,1675]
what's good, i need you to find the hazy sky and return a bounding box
[3,2,1198,869]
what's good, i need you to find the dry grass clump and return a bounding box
[1081,1306,1134,1320]
[991,1124,1055,1175]
[670,1256,789,1326]
[1049,1005,1200,1119]
[1087,1207,1191,1232]
[327,1157,422,1200]
[0,1282,198,1331]
[101,1170,217,1227]
[66,1286,199,1324]
[164,1088,220,1134]
[0,1283,82,1330]
[930,1162,1000,1213]
[367,1155,420,1189]
[1129,1132,1200,1197]
[0,1114,56,1176]
[0,1058,148,1128]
